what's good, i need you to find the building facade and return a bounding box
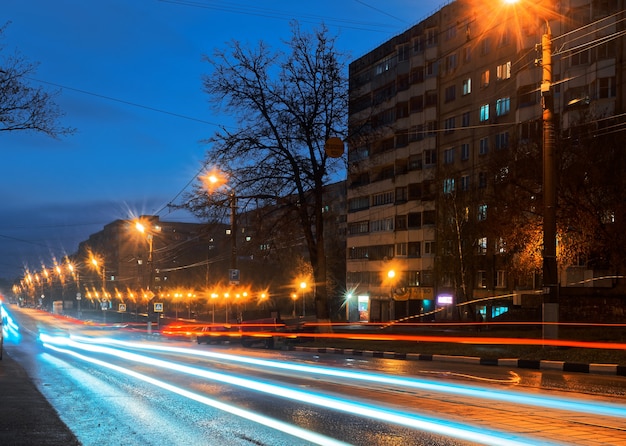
[346,0,626,322]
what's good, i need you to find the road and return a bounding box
[4,305,626,446]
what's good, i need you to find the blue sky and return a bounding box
[0,0,445,281]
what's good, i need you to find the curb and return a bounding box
[288,346,626,376]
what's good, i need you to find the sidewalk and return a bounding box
[0,350,80,445]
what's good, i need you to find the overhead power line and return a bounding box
[28,78,225,128]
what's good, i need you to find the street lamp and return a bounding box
[291,293,298,318]
[387,270,396,322]
[205,173,238,275]
[135,220,160,291]
[91,258,106,295]
[540,19,559,341]
[503,0,559,339]
[67,262,81,318]
[91,257,107,321]
[211,293,218,324]
[223,292,230,322]
[300,281,307,317]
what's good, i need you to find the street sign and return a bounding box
[229,268,240,284]
[119,303,127,312]
[76,292,82,301]
[154,302,164,312]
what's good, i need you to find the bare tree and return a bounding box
[186,23,348,320]
[0,24,73,138]
[485,112,626,287]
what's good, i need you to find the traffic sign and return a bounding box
[154,302,164,312]
[229,269,240,284]
[119,303,127,312]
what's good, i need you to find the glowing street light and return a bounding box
[300,281,307,317]
[502,0,558,339]
[67,262,81,317]
[134,219,161,291]
[211,293,219,324]
[90,256,107,321]
[291,293,298,318]
[203,171,238,276]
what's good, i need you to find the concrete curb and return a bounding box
[289,346,626,376]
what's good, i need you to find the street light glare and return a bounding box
[135,221,146,234]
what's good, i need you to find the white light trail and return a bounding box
[42,334,564,446]
[74,335,626,420]
[41,337,349,446]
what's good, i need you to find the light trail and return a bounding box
[162,321,626,350]
[0,304,22,342]
[40,337,350,446]
[72,335,626,420]
[41,333,564,446]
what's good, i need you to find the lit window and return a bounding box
[477,237,487,254]
[477,204,487,221]
[497,61,511,80]
[462,78,472,95]
[480,104,490,122]
[496,97,510,116]
[481,70,490,87]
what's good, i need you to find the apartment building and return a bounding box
[346,0,625,322]
[68,180,347,317]
[74,216,223,301]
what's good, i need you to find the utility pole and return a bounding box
[230,191,238,271]
[541,21,559,340]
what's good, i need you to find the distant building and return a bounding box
[74,216,225,308]
[71,180,347,317]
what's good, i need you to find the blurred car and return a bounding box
[196,324,233,344]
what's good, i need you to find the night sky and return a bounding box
[0,0,444,281]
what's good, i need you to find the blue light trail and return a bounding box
[76,335,626,420]
[41,333,566,446]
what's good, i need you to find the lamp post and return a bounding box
[540,20,559,340]
[387,270,396,322]
[135,221,157,291]
[291,293,298,318]
[205,173,239,284]
[91,258,106,296]
[211,293,218,324]
[300,282,307,317]
[229,190,238,273]
[501,0,559,339]
[224,292,230,323]
[68,263,81,318]
[91,257,107,322]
